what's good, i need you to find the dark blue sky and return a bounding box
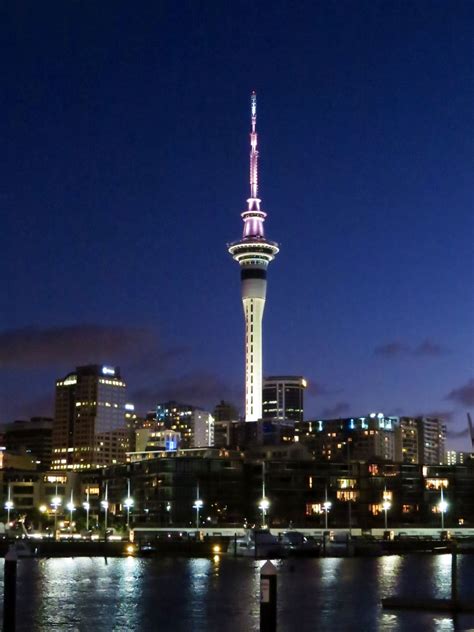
[1,1,473,448]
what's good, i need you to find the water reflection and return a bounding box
[2,555,474,631]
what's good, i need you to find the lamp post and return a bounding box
[193,484,203,529]
[382,487,391,530]
[101,483,109,539]
[124,479,134,530]
[4,484,13,525]
[259,498,270,528]
[323,485,332,530]
[166,502,172,525]
[66,490,75,534]
[439,486,448,530]
[83,490,90,532]
[51,486,62,541]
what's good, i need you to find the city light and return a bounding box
[193,484,203,529]
[259,498,270,527]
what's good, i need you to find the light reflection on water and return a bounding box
[1,554,474,631]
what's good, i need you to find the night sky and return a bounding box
[1,2,473,448]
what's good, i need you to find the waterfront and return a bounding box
[2,554,474,631]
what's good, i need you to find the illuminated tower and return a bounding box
[228,93,279,421]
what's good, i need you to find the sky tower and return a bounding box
[229,93,279,422]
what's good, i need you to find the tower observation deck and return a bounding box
[228,93,279,422]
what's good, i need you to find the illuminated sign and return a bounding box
[125,403,135,411]
[102,366,115,376]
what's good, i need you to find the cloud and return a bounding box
[446,378,474,407]
[0,325,159,369]
[413,339,448,357]
[446,428,469,439]
[320,401,350,418]
[305,381,341,397]
[374,338,448,359]
[374,341,408,357]
[131,371,241,414]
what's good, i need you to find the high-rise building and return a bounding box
[52,365,129,469]
[4,417,53,469]
[262,376,307,422]
[394,417,419,464]
[155,402,214,448]
[213,400,239,422]
[417,417,446,465]
[228,93,279,422]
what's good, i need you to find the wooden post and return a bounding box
[451,541,458,606]
[3,546,18,632]
[260,560,277,632]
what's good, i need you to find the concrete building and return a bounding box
[213,400,239,422]
[228,93,279,421]
[395,417,419,464]
[445,450,473,465]
[4,417,53,469]
[262,376,307,422]
[417,417,446,465]
[295,414,399,462]
[52,365,129,470]
[154,402,214,448]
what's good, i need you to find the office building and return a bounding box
[262,376,307,422]
[4,417,53,469]
[52,365,129,469]
[228,93,279,421]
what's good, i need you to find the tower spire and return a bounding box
[250,91,258,199]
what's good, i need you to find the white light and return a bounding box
[4,501,13,510]
[102,366,115,376]
[124,497,134,509]
[51,496,62,508]
[193,499,203,509]
[66,502,75,512]
[259,498,270,511]
[101,500,109,510]
[382,501,391,511]
[323,501,332,511]
[83,502,90,510]
[439,500,448,513]
[125,403,135,411]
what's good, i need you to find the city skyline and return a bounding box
[1,3,472,450]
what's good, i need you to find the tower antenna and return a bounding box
[250,91,258,199]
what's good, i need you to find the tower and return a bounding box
[228,93,279,421]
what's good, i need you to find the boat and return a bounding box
[280,531,320,557]
[228,529,285,558]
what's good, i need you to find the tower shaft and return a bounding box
[228,93,279,422]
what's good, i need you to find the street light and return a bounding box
[124,479,134,530]
[382,487,391,530]
[258,498,270,527]
[83,489,90,532]
[382,500,391,529]
[66,491,75,534]
[101,483,109,539]
[439,487,448,529]
[51,493,62,540]
[323,485,332,530]
[193,484,203,529]
[4,484,13,525]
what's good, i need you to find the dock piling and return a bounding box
[260,560,277,632]
[3,546,18,632]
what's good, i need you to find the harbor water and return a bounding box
[2,554,474,631]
